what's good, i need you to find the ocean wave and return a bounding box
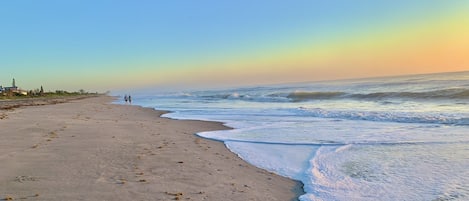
[285,88,469,102]
[286,91,347,101]
[298,108,469,126]
[198,92,255,100]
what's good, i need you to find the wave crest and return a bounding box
[285,88,469,102]
[287,91,347,101]
[298,107,469,125]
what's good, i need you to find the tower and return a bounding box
[12,78,16,88]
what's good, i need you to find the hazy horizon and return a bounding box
[112,70,469,95]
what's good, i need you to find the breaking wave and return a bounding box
[298,107,469,126]
[285,88,469,102]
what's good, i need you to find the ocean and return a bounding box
[121,71,469,201]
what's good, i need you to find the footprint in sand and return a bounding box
[15,176,38,183]
[0,113,8,119]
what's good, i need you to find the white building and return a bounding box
[1,78,28,95]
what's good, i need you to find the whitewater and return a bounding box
[122,71,469,201]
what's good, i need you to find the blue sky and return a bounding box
[1,1,467,91]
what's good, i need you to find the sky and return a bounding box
[0,1,468,92]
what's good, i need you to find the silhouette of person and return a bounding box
[124,95,128,103]
[128,95,132,104]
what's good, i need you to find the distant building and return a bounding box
[2,78,27,95]
[4,86,19,93]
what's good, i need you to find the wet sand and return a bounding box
[0,96,303,200]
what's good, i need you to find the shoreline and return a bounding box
[150,106,306,201]
[0,95,304,200]
[151,106,307,200]
[114,98,307,200]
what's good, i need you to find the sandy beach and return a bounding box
[0,96,302,201]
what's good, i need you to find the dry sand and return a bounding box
[0,96,303,201]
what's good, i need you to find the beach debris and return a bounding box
[4,195,13,200]
[117,178,126,184]
[138,179,147,182]
[31,144,39,149]
[177,161,184,164]
[237,189,245,193]
[165,192,183,200]
[165,192,183,196]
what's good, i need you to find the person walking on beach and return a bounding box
[128,95,132,104]
[124,95,128,103]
